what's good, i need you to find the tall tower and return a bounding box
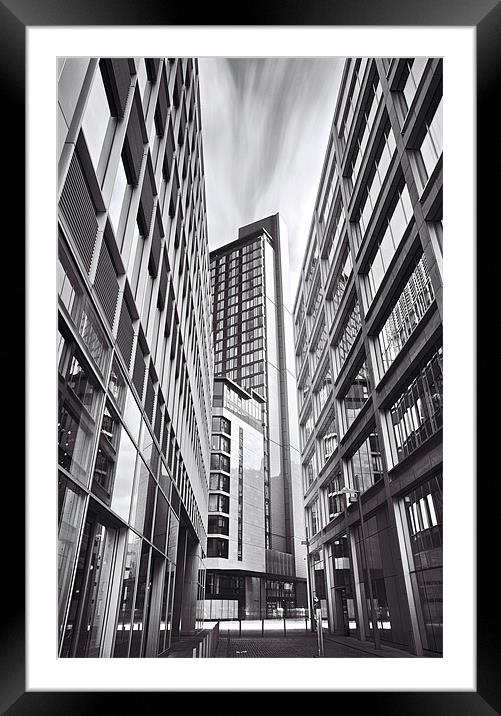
[206,215,307,619]
[57,57,212,657]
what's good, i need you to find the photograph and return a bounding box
[56,54,443,660]
[10,12,485,708]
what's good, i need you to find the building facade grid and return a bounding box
[293,57,443,655]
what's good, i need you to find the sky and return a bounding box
[198,58,343,300]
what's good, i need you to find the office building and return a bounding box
[293,58,443,655]
[205,216,308,618]
[57,57,213,656]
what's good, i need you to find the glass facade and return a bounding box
[389,346,443,463]
[341,359,371,433]
[376,251,435,376]
[349,431,384,495]
[363,183,413,308]
[404,473,443,653]
[333,299,361,375]
[58,57,212,657]
[294,57,443,655]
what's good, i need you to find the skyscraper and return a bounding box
[206,215,307,618]
[293,57,443,655]
[57,57,213,656]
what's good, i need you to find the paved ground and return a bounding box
[214,632,415,658]
[165,621,417,658]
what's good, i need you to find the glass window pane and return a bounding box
[82,67,110,171]
[111,428,137,520]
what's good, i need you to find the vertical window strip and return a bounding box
[237,428,243,561]
[390,346,443,463]
[377,252,435,374]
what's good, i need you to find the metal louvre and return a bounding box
[148,209,163,278]
[163,122,175,182]
[157,252,169,311]
[123,96,144,186]
[154,63,170,137]
[59,152,98,273]
[132,341,146,399]
[139,158,156,237]
[145,58,161,82]
[93,239,119,328]
[99,58,132,119]
[154,392,163,441]
[116,299,134,370]
[144,371,155,423]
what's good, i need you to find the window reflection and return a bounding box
[58,333,102,484]
[58,474,86,639]
[110,428,137,521]
[114,530,142,657]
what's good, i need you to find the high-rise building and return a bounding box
[57,57,213,657]
[206,215,307,618]
[293,58,443,655]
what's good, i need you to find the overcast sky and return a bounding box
[198,58,343,299]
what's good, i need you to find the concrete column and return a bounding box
[180,536,201,635]
[322,543,336,633]
[171,525,187,639]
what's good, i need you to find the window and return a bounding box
[58,333,102,483]
[414,98,443,192]
[92,403,120,496]
[389,347,443,463]
[211,434,230,452]
[81,64,112,173]
[401,58,428,115]
[317,406,337,467]
[108,157,131,239]
[341,360,371,433]
[300,411,314,449]
[357,123,397,247]
[349,431,383,495]
[404,473,443,653]
[363,183,413,308]
[337,58,370,148]
[333,300,361,375]
[208,494,229,514]
[208,515,229,535]
[209,473,230,492]
[328,243,353,318]
[348,78,383,185]
[377,251,435,376]
[325,471,345,520]
[313,364,332,420]
[207,538,229,558]
[303,454,316,493]
[58,250,110,375]
[309,499,320,536]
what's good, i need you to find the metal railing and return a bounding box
[192,621,220,658]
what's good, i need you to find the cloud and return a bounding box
[198,58,343,299]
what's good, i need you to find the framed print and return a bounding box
[2,0,495,710]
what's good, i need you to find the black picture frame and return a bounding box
[4,0,493,711]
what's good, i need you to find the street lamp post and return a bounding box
[301,526,316,632]
[334,482,381,650]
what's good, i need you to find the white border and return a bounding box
[27,26,475,691]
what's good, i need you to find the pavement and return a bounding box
[214,631,416,658]
[165,620,419,659]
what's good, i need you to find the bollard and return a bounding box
[239,619,241,638]
[305,614,308,632]
[198,642,203,658]
[284,618,286,637]
[192,647,197,658]
[261,619,264,638]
